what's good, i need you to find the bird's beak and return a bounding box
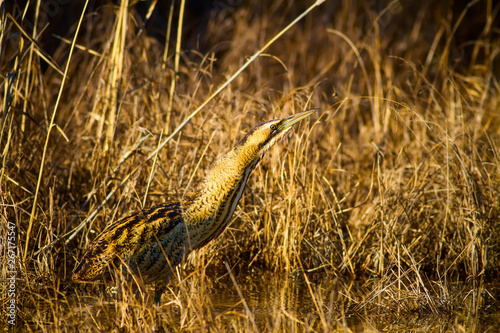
[278,109,317,131]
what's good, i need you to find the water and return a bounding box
[21,272,500,331]
[202,271,500,331]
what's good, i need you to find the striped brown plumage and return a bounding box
[73,109,316,302]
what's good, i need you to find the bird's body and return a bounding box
[73,110,315,302]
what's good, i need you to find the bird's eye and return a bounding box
[270,124,278,131]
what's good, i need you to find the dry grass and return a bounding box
[1,0,500,331]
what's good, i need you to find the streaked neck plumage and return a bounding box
[178,108,316,250]
[182,138,264,249]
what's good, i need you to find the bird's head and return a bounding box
[234,109,317,164]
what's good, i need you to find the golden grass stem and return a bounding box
[142,131,163,208]
[23,0,90,260]
[300,263,328,329]
[166,0,185,130]
[224,261,258,332]
[161,1,175,71]
[103,0,128,151]
[5,13,63,76]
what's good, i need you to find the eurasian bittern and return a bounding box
[73,109,316,303]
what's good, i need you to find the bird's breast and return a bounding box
[188,162,255,250]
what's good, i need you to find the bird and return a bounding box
[73,109,316,303]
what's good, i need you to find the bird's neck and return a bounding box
[182,144,260,248]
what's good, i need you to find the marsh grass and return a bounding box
[1,0,499,331]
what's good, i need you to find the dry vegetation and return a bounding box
[1,0,500,331]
